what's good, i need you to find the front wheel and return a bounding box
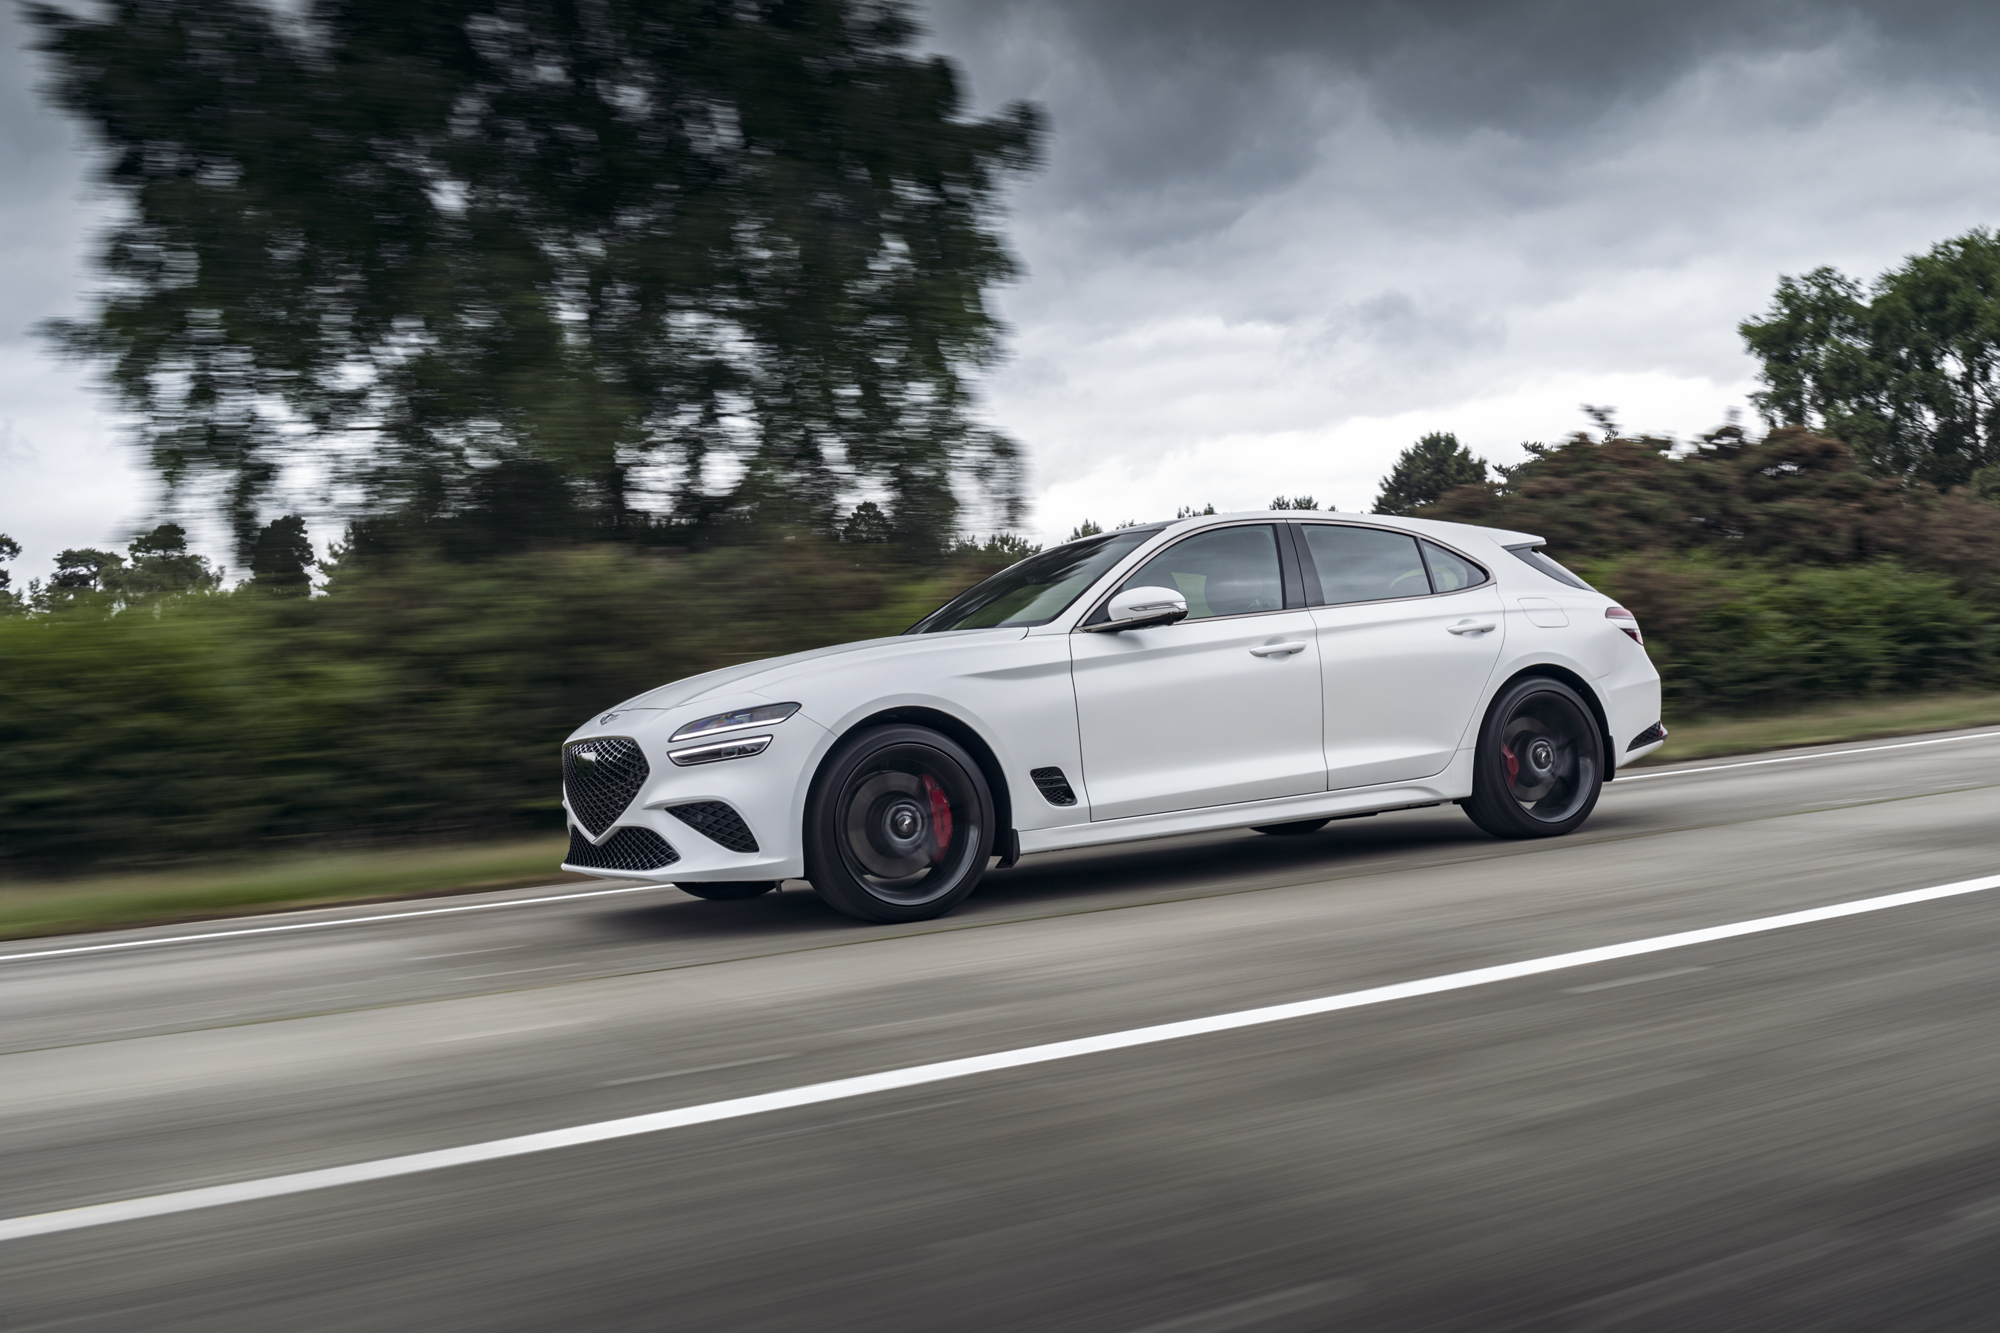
[1462,678,1605,839]
[804,725,995,923]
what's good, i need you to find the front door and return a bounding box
[1296,523,1506,790]
[1070,523,1324,820]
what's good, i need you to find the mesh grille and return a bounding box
[566,825,679,872]
[1030,766,1078,807]
[665,802,760,854]
[563,737,649,836]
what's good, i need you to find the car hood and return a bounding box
[613,629,1026,713]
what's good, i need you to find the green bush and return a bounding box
[1582,555,1998,713]
[0,540,996,872]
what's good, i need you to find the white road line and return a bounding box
[4,871,1996,1244]
[1620,730,2000,782]
[1562,966,1709,993]
[0,883,672,966]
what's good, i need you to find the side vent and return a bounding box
[1030,767,1078,807]
[1627,721,1669,751]
[665,802,759,854]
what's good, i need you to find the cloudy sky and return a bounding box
[7,0,2000,569]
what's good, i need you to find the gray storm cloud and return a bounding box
[918,0,2000,535]
[5,1,2000,562]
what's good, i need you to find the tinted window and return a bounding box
[1421,540,1486,592]
[1115,525,1283,620]
[1507,545,1593,591]
[909,527,1162,632]
[1301,525,1431,604]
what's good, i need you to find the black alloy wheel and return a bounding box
[677,881,779,901]
[1462,677,1605,838]
[804,725,995,923]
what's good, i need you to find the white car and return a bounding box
[561,512,1664,922]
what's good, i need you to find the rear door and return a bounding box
[1296,523,1506,790]
[1070,523,1324,820]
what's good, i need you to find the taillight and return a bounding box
[1606,607,1642,644]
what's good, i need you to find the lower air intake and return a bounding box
[1030,766,1078,807]
[566,826,680,872]
[665,802,759,854]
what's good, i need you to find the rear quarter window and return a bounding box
[1508,545,1594,591]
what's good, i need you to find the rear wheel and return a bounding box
[1462,677,1604,838]
[677,882,779,901]
[804,725,995,923]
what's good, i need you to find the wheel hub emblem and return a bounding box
[1527,738,1555,772]
[887,802,923,841]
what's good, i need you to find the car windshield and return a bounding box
[907,527,1164,633]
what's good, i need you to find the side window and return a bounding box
[1301,526,1430,604]
[1420,540,1486,593]
[1116,525,1284,620]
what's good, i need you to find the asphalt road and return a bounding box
[6,729,2000,1330]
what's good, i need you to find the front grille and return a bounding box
[564,737,649,836]
[1030,766,1078,807]
[566,825,679,872]
[665,801,759,854]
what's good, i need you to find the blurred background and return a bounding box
[8,0,2000,920]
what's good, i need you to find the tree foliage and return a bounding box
[1424,425,2000,593]
[23,524,225,614]
[1741,230,2000,488]
[1372,431,1488,515]
[248,515,317,595]
[0,535,25,615]
[30,0,1044,555]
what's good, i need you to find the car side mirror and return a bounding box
[1088,585,1189,632]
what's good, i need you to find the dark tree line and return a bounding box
[0,520,318,616]
[30,0,1043,559]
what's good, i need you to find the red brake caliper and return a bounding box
[1502,744,1520,786]
[923,775,952,862]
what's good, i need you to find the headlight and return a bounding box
[670,702,801,742]
[668,735,774,766]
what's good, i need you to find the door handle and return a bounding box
[1249,641,1308,657]
[1447,620,1497,635]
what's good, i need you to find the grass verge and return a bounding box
[1642,689,2000,765]
[0,836,585,943]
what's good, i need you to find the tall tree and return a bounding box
[1742,230,2000,489]
[248,515,317,595]
[105,522,225,604]
[1372,432,1488,514]
[31,0,1043,556]
[0,535,22,615]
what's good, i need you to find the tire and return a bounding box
[677,881,779,901]
[804,725,996,923]
[1461,677,1605,839]
[1251,818,1330,836]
